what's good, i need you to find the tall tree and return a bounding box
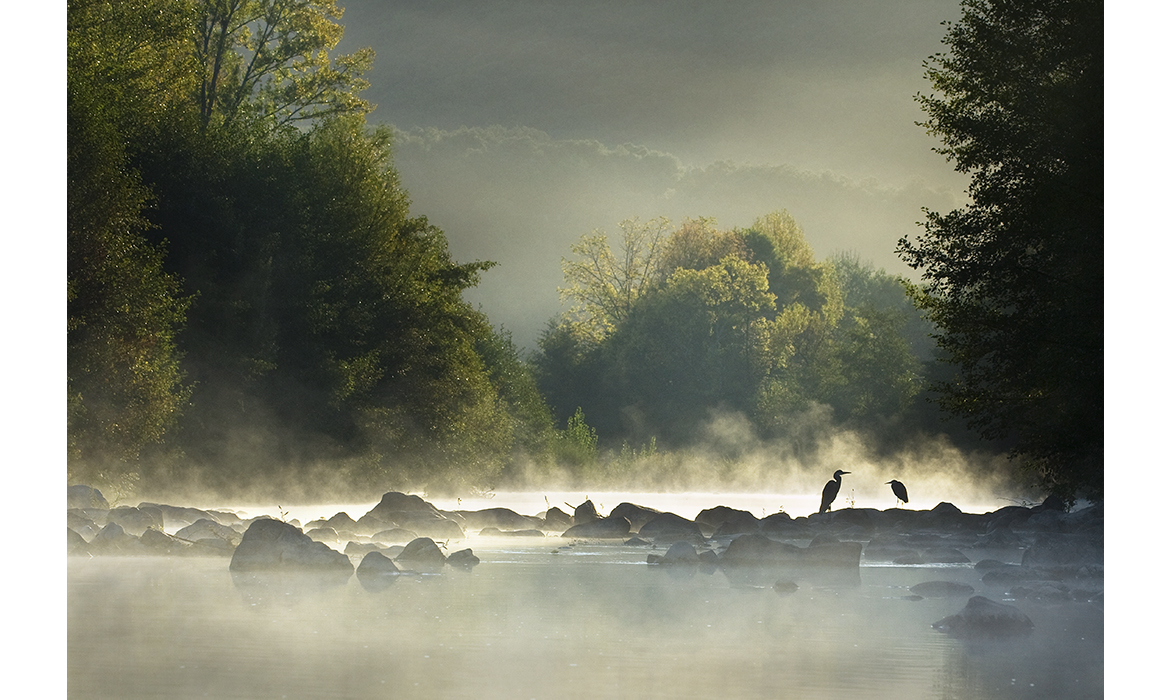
[194,0,373,130]
[558,216,672,344]
[896,0,1103,502]
[67,0,195,479]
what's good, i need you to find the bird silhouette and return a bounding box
[819,470,850,514]
[886,479,909,507]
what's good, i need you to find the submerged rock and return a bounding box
[229,518,353,576]
[932,596,1033,637]
[910,580,976,598]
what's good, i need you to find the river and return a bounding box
[67,492,1104,699]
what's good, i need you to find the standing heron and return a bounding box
[886,479,909,507]
[819,470,850,514]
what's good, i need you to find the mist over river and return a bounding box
[67,491,1103,700]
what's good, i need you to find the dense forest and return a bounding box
[67,0,1101,503]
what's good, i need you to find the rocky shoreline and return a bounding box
[68,485,1103,637]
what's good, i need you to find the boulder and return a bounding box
[446,548,481,569]
[697,506,759,536]
[323,512,360,532]
[67,511,99,541]
[139,528,187,555]
[720,533,803,567]
[541,507,573,532]
[658,540,700,565]
[804,540,863,567]
[357,492,465,540]
[67,485,109,510]
[395,537,447,572]
[932,596,1033,637]
[355,551,400,591]
[138,503,217,530]
[345,541,389,557]
[910,580,976,598]
[572,500,599,524]
[561,514,631,539]
[88,522,140,555]
[609,503,662,531]
[638,513,705,542]
[229,518,353,575]
[67,527,89,556]
[306,526,340,544]
[106,506,164,537]
[773,580,799,595]
[175,519,242,548]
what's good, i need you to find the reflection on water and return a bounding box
[68,539,1103,700]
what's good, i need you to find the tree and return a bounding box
[896,0,1103,502]
[194,0,373,130]
[67,0,195,479]
[558,216,672,343]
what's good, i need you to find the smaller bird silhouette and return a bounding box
[819,469,851,514]
[886,479,909,507]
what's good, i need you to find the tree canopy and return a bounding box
[67,0,556,497]
[537,213,929,456]
[896,0,1103,502]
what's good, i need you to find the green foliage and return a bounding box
[67,0,553,497]
[193,0,374,130]
[554,407,599,467]
[67,0,196,477]
[537,212,932,451]
[896,0,1102,501]
[558,216,672,344]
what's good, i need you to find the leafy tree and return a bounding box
[193,0,373,130]
[558,216,672,343]
[67,0,196,479]
[896,0,1103,501]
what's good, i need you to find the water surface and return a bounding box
[69,534,1102,699]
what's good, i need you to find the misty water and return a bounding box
[68,493,1103,699]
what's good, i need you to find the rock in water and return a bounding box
[229,518,353,575]
[561,515,631,539]
[932,595,1034,637]
[446,548,481,569]
[910,580,976,598]
[356,551,400,591]
[395,537,447,573]
[67,484,109,510]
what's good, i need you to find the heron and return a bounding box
[819,470,850,514]
[886,479,909,507]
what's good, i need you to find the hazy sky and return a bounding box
[334,0,973,347]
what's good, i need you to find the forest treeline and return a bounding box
[68,0,1100,502]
